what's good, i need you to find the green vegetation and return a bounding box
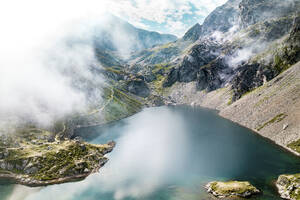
[157,42,174,50]
[152,74,166,95]
[241,88,257,98]
[32,140,109,181]
[288,140,300,154]
[227,96,233,106]
[273,52,291,74]
[102,87,143,122]
[0,127,115,185]
[207,181,260,198]
[256,113,287,131]
[277,174,300,200]
[104,66,125,75]
[226,89,234,106]
[151,63,170,74]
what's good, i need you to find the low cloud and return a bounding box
[98,108,188,199]
[21,107,189,200]
[0,1,141,130]
[105,0,228,36]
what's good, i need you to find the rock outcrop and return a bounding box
[239,0,300,28]
[277,174,300,200]
[0,129,115,187]
[183,23,202,42]
[205,181,260,198]
[201,0,241,35]
[124,0,300,160]
[126,79,150,98]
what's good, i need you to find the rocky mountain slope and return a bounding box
[93,15,177,67]
[1,0,300,189]
[0,16,176,185]
[0,127,115,186]
[121,0,300,156]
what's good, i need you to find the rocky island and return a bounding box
[1,0,300,199]
[277,174,300,200]
[205,181,260,198]
[0,127,115,187]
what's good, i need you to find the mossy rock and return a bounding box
[205,181,260,198]
[0,128,116,186]
[277,174,300,200]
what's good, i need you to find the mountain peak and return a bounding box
[183,23,202,41]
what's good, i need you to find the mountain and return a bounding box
[121,0,300,159]
[92,15,177,67]
[182,23,202,41]
[2,0,300,190]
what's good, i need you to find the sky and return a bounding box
[105,0,228,36]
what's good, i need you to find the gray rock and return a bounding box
[126,79,150,98]
[283,124,289,130]
[183,23,202,42]
[277,174,300,200]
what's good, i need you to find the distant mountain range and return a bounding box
[3,0,300,192]
[100,0,300,167]
[92,15,177,67]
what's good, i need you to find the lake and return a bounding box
[1,106,300,200]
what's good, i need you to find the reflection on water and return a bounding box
[2,106,300,200]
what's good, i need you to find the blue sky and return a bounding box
[105,0,228,37]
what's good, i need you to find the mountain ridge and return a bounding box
[1,0,300,190]
[119,0,300,158]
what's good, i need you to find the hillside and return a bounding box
[122,0,300,155]
[1,0,300,190]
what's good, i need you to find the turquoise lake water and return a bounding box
[1,106,300,200]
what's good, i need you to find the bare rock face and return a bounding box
[162,40,223,91]
[201,0,241,35]
[205,181,260,198]
[126,79,150,98]
[277,174,300,200]
[230,63,275,101]
[239,0,300,28]
[183,23,202,42]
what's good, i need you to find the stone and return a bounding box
[126,79,150,98]
[277,174,300,200]
[205,181,260,198]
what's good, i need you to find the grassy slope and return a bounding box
[0,128,114,185]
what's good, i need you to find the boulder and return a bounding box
[205,181,260,198]
[277,174,300,200]
[126,79,150,98]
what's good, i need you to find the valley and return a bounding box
[1,0,300,199]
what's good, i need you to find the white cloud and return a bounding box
[0,0,228,129]
[0,0,109,128]
[22,107,189,200]
[105,0,228,36]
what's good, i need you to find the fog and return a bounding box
[0,1,99,129]
[2,105,295,200]
[0,1,145,130]
[226,41,270,68]
[99,109,188,199]
[19,107,189,200]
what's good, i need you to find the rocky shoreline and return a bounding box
[0,128,115,187]
[205,181,260,199]
[164,62,300,159]
[276,174,300,200]
[0,148,113,187]
[0,171,93,187]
